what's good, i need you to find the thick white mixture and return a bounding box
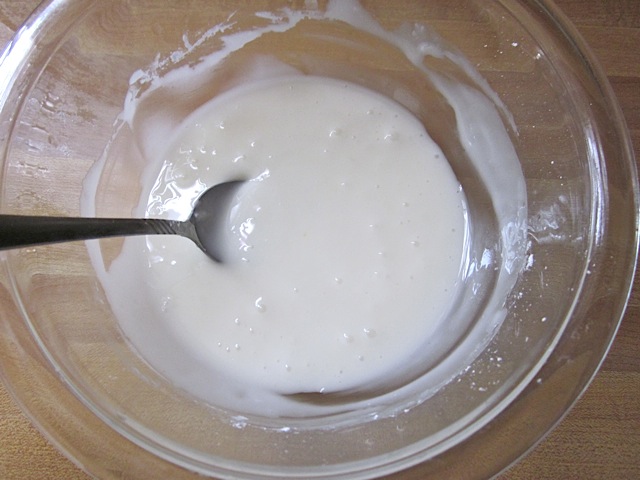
[114,76,466,398]
[83,0,527,418]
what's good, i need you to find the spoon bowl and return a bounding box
[0,180,245,263]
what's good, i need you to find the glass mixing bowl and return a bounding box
[0,1,637,479]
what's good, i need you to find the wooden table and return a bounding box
[0,1,638,479]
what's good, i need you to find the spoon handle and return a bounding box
[0,214,187,250]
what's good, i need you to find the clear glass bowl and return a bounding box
[0,1,637,479]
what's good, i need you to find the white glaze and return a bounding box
[82,0,527,419]
[127,76,465,397]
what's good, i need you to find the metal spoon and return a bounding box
[0,180,245,263]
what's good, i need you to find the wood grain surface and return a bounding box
[0,1,638,479]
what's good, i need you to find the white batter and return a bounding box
[83,0,528,418]
[110,76,466,398]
